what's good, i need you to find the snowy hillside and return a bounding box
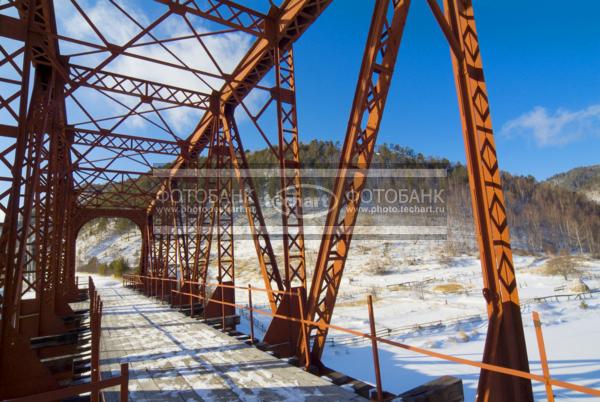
[76,220,141,269]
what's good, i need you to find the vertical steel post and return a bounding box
[248,284,255,344]
[297,288,311,370]
[442,1,533,400]
[221,283,226,331]
[119,363,129,402]
[274,45,307,290]
[190,283,195,318]
[0,1,35,346]
[533,312,554,402]
[214,114,235,289]
[367,295,383,401]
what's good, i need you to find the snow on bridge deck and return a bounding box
[92,277,364,401]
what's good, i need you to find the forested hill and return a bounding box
[243,140,600,256]
[500,172,599,255]
[245,140,443,167]
[546,165,600,204]
[84,141,600,257]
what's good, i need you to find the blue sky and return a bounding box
[287,0,600,179]
[2,0,599,181]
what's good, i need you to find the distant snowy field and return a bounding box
[318,252,600,401]
[78,228,600,401]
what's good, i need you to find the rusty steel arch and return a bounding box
[0,0,534,401]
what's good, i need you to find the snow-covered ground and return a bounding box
[236,243,600,401]
[317,252,600,401]
[78,226,600,401]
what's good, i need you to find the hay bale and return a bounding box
[432,283,465,294]
[455,331,470,343]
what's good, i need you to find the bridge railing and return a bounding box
[122,273,600,401]
[5,278,129,402]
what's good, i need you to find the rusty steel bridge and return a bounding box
[0,0,586,401]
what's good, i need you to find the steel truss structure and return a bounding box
[0,0,534,400]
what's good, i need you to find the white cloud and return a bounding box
[55,0,145,50]
[500,104,600,147]
[55,0,257,138]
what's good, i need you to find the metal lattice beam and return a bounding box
[154,0,268,37]
[302,0,411,364]
[69,64,212,108]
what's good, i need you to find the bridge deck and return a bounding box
[93,278,364,401]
